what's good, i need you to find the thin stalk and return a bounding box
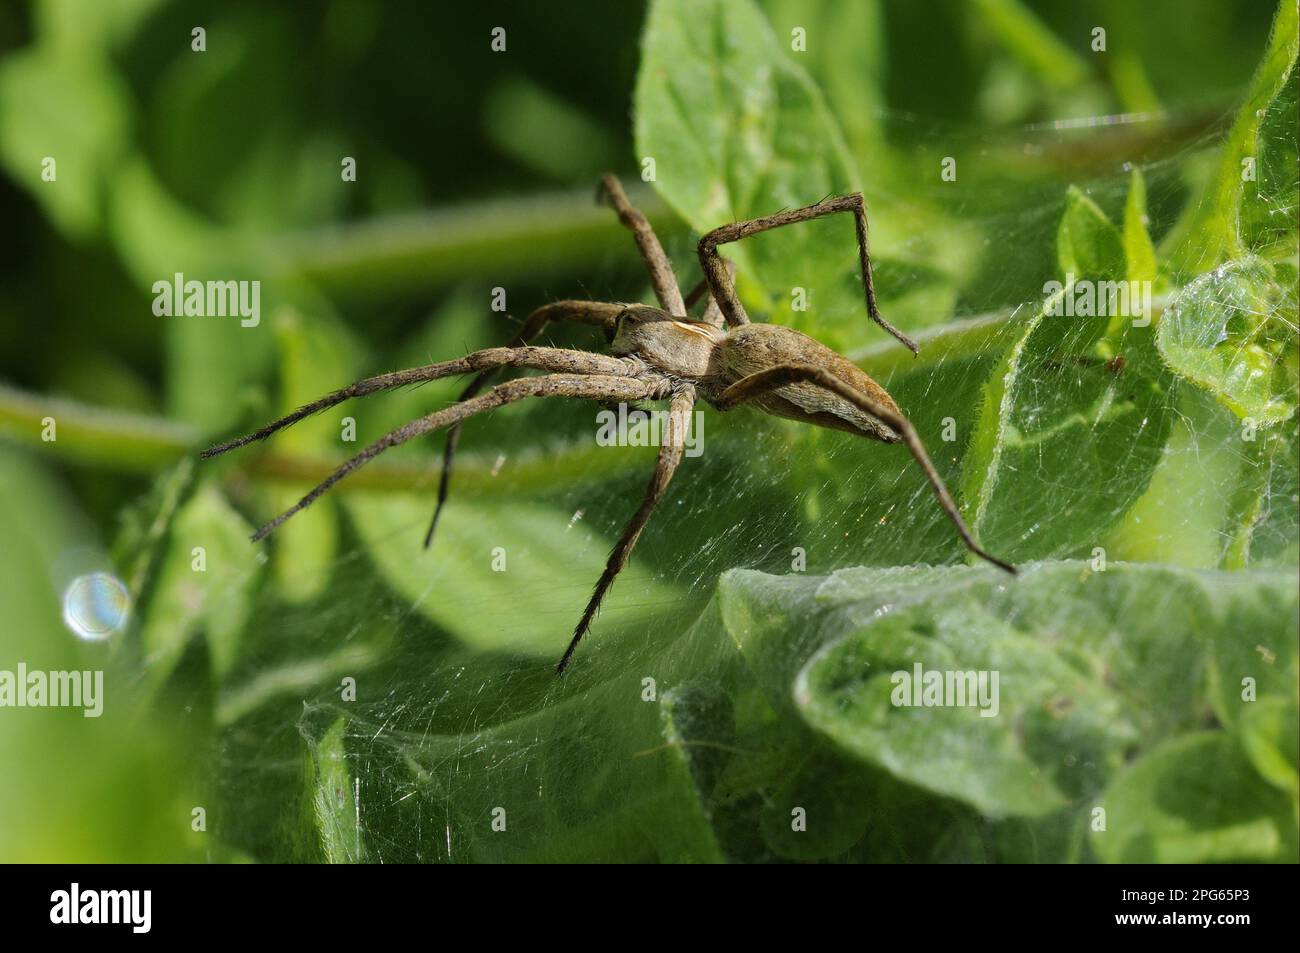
[261,185,680,298]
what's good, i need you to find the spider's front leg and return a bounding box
[200,342,634,458]
[714,364,1015,574]
[424,300,627,547]
[555,384,697,675]
[697,193,919,353]
[681,257,736,329]
[245,372,672,543]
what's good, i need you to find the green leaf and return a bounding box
[137,483,264,686]
[0,47,130,239]
[1123,168,1158,285]
[220,555,1300,862]
[718,561,1296,829]
[962,187,1180,561]
[345,494,685,657]
[292,610,740,863]
[1057,186,1125,282]
[1163,0,1299,274]
[635,0,854,227]
[263,308,362,603]
[1206,569,1299,731]
[796,607,1077,817]
[1156,258,1298,425]
[635,0,901,350]
[1106,386,1260,568]
[652,683,732,862]
[965,297,1172,561]
[1238,698,1300,797]
[756,745,876,859]
[757,0,887,168]
[1242,58,1299,255]
[1236,415,1300,566]
[307,716,367,863]
[1091,732,1298,863]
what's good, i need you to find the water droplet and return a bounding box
[62,572,130,641]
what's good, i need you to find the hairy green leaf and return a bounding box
[720,561,1297,837]
[1157,258,1298,425]
[1091,732,1297,863]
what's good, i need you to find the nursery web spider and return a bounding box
[203,174,1015,674]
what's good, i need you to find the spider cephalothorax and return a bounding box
[608,306,722,378]
[202,174,1014,673]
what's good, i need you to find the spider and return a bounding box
[202,174,1015,674]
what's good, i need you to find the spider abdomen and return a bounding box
[714,323,901,442]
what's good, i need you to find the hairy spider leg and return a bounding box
[682,258,736,328]
[597,173,685,316]
[698,193,919,353]
[423,301,626,548]
[250,373,672,543]
[715,365,1015,574]
[556,384,698,674]
[426,173,712,549]
[200,344,634,458]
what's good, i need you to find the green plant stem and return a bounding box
[0,292,1175,489]
[852,307,1029,380]
[854,293,1176,381]
[971,0,1092,89]
[261,185,681,298]
[0,380,654,493]
[0,384,197,471]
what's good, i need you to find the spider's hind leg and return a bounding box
[715,364,1013,574]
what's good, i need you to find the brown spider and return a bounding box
[202,174,1015,673]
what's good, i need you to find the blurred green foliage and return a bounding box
[0,0,1294,862]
